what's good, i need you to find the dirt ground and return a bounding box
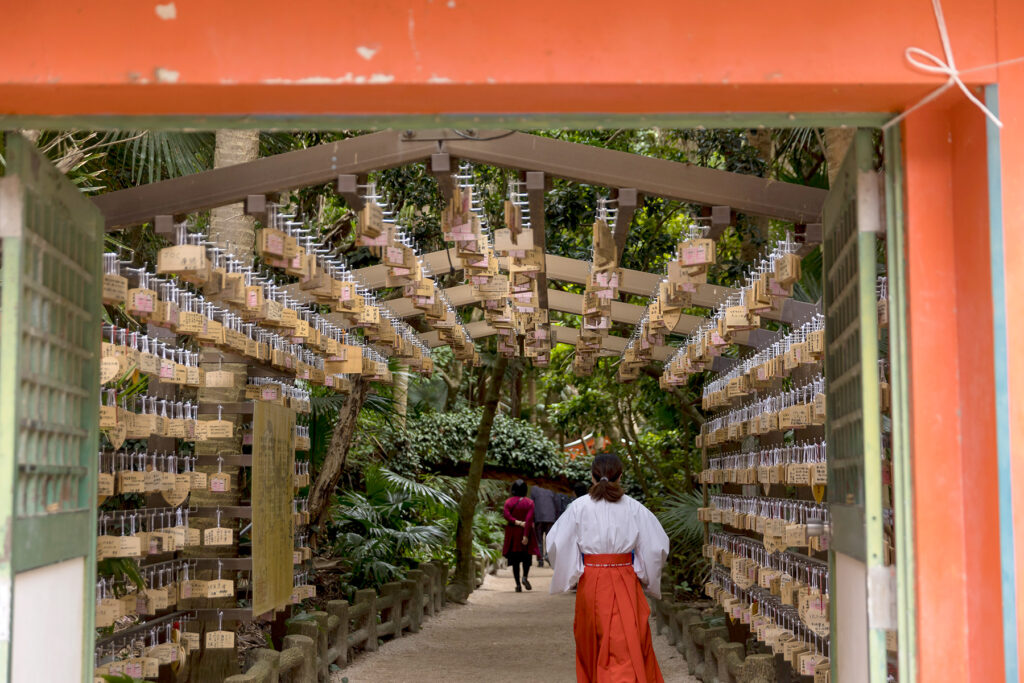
[334,564,698,683]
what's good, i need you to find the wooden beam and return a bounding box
[94,130,436,229]
[346,248,818,325]
[95,129,826,230]
[286,254,811,335]
[336,174,365,211]
[526,171,549,309]
[612,188,639,258]
[436,131,826,222]
[707,205,733,240]
[429,151,455,205]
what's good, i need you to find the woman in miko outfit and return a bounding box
[502,479,540,592]
[546,453,670,683]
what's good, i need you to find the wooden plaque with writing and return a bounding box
[252,401,296,615]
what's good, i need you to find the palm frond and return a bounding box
[657,490,706,543]
[389,525,448,548]
[376,468,457,508]
[109,131,214,185]
[792,246,823,304]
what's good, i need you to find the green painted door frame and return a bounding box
[0,133,103,680]
[0,113,917,683]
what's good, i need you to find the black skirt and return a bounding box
[504,550,533,566]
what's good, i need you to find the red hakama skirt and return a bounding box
[574,553,664,683]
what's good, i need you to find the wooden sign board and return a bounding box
[251,401,296,615]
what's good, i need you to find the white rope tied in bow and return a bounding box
[883,0,1024,130]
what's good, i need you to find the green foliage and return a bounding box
[353,408,578,481]
[657,490,706,543]
[101,675,146,683]
[328,467,453,593]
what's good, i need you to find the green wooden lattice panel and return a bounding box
[824,161,866,510]
[0,132,102,574]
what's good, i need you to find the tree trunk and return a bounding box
[308,379,370,542]
[474,364,488,406]
[210,130,260,261]
[453,356,508,591]
[510,366,521,419]
[614,401,650,498]
[189,129,258,682]
[824,128,856,188]
[392,363,409,429]
[526,370,537,424]
[442,359,463,411]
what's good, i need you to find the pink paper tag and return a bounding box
[266,233,284,255]
[682,246,706,265]
[159,360,175,379]
[365,233,388,246]
[135,294,154,313]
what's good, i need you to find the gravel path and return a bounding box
[334,564,698,683]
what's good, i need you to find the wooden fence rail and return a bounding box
[226,561,448,683]
[649,596,782,683]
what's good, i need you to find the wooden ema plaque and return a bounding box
[251,401,296,615]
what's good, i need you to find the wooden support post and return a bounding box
[680,609,703,672]
[430,151,455,203]
[420,563,437,618]
[301,611,329,680]
[380,582,403,638]
[326,599,349,667]
[525,170,549,309]
[282,634,317,683]
[612,187,639,260]
[355,588,378,652]
[714,639,744,683]
[431,561,447,612]
[406,570,424,633]
[336,174,366,211]
[223,649,279,683]
[154,214,175,240]
[741,654,776,683]
[243,194,268,221]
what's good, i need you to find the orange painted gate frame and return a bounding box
[0,2,1021,681]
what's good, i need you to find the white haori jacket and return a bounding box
[546,493,670,598]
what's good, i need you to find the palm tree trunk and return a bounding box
[453,356,508,591]
[308,379,370,542]
[392,363,409,429]
[824,128,856,188]
[191,128,259,681]
[209,130,260,261]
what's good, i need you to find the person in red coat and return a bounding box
[502,479,540,592]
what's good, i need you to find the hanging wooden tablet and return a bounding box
[205,630,235,650]
[204,526,233,546]
[103,271,128,306]
[127,286,158,321]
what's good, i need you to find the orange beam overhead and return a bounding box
[0,0,998,119]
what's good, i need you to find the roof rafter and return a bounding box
[94,129,826,229]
